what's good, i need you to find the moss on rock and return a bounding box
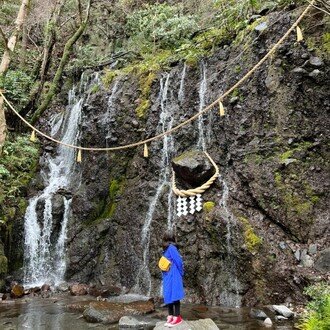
[203,201,215,213]
[238,217,262,253]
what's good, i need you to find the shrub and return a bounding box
[297,283,330,330]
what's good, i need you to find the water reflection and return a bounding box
[0,297,295,330]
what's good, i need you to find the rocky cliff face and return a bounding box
[13,9,329,306]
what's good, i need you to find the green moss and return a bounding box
[89,177,126,224]
[102,69,117,88]
[238,216,262,253]
[136,99,150,118]
[90,84,100,94]
[203,201,215,212]
[0,255,8,275]
[323,32,330,54]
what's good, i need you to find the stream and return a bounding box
[0,295,296,330]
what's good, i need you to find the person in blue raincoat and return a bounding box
[161,231,185,327]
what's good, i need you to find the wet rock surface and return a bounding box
[172,150,216,187]
[9,9,330,308]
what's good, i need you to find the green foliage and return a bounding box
[297,283,330,330]
[125,3,199,50]
[0,70,34,109]
[0,134,39,224]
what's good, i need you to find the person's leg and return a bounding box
[168,303,174,316]
[173,300,181,316]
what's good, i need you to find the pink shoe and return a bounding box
[164,315,174,327]
[168,315,183,327]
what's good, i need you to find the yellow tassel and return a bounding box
[219,101,225,116]
[296,26,303,42]
[76,149,82,163]
[143,143,149,158]
[30,130,36,142]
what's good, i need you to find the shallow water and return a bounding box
[0,295,296,330]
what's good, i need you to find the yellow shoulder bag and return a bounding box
[158,256,171,271]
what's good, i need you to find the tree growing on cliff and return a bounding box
[0,0,30,155]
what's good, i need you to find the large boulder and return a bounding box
[154,318,219,330]
[69,283,89,296]
[314,248,330,272]
[83,300,155,324]
[172,150,216,187]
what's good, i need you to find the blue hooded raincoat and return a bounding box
[162,244,185,304]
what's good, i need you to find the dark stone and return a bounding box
[249,308,268,320]
[172,150,216,187]
[10,284,24,298]
[308,57,324,67]
[69,283,89,296]
[83,300,155,324]
[314,248,330,272]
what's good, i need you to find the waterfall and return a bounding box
[178,63,186,105]
[23,73,99,287]
[135,73,175,296]
[105,79,119,144]
[218,176,242,307]
[197,61,207,151]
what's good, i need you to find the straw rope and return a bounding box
[1,1,314,152]
[172,151,220,197]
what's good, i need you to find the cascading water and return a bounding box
[23,73,100,286]
[218,176,242,307]
[105,79,120,145]
[134,73,176,296]
[178,63,186,105]
[197,61,207,151]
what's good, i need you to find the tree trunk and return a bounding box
[30,0,92,124]
[0,0,30,154]
[20,0,66,117]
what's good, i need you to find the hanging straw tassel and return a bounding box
[143,143,149,158]
[219,101,225,116]
[30,130,36,142]
[76,149,82,163]
[296,26,303,42]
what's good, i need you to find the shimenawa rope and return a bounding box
[0,1,314,152]
[172,151,220,197]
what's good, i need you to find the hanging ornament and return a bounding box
[143,143,149,158]
[76,149,82,163]
[296,26,303,42]
[189,196,196,214]
[219,101,225,116]
[176,196,188,217]
[30,130,36,142]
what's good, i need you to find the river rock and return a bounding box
[314,248,330,272]
[249,308,268,320]
[264,317,272,326]
[69,283,89,296]
[272,305,294,318]
[172,150,215,186]
[308,56,324,67]
[41,283,51,291]
[83,300,155,324]
[10,284,24,298]
[154,318,219,330]
[118,315,158,329]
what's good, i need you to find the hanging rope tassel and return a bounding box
[296,26,303,42]
[219,101,225,116]
[76,149,82,163]
[143,143,149,158]
[30,130,37,142]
